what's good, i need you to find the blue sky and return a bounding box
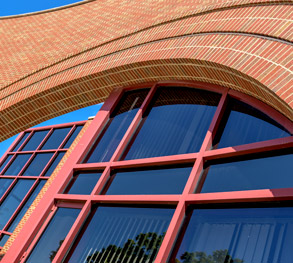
[0,0,101,157]
[0,0,83,16]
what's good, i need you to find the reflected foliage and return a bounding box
[85,232,164,263]
[176,250,243,263]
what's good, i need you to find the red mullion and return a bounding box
[39,151,59,177]
[110,152,198,169]
[185,188,293,204]
[9,132,31,153]
[16,152,36,177]
[76,89,124,164]
[19,206,58,263]
[1,231,11,236]
[55,194,90,202]
[37,128,53,150]
[2,179,40,232]
[0,178,18,204]
[203,136,293,161]
[52,200,91,263]
[91,166,111,195]
[73,162,109,171]
[154,200,186,263]
[58,125,76,149]
[228,89,293,134]
[200,88,229,151]
[109,83,158,162]
[0,153,16,175]
[24,121,87,132]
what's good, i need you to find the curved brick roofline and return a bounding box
[0,0,292,142]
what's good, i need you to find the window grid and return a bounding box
[3,81,292,263]
[0,122,86,248]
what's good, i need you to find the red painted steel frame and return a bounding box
[0,121,86,255]
[2,81,292,263]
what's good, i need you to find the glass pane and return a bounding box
[43,152,65,177]
[65,206,174,263]
[85,89,149,163]
[63,125,83,149]
[0,179,14,198]
[106,166,192,195]
[12,133,30,152]
[0,235,10,247]
[123,87,220,160]
[25,207,80,263]
[172,207,293,263]
[0,179,35,229]
[65,172,102,195]
[200,153,293,193]
[41,127,72,150]
[215,99,291,148]
[4,154,31,175]
[22,130,49,151]
[0,155,13,174]
[8,180,46,232]
[22,153,54,177]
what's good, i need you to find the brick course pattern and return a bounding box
[0,0,292,142]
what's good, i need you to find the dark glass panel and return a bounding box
[4,154,31,175]
[25,208,80,263]
[172,207,293,263]
[63,125,83,149]
[200,153,293,193]
[65,172,102,195]
[41,127,72,150]
[0,155,13,174]
[215,98,291,148]
[8,180,46,232]
[22,130,49,151]
[22,153,54,177]
[0,235,9,247]
[124,87,220,160]
[106,166,192,195]
[12,133,30,152]
[85,89,149,163]
[0,179,14,198]
[65,206,174,263]
[43,152,65,177]
[0,179,34,229]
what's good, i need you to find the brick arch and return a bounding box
[0,0,292,142]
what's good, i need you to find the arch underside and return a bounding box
[0,0,292,142]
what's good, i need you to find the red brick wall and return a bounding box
[0,0,292,141]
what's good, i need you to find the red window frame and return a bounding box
[0,121,86,250]
[2,81,292,263]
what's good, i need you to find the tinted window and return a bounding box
[22,130,49,151]
[215,99,291,148]
[0,180,35,229]
[0,235,10,247]
[22,153,54,177]
[106,166,192,195]
[200,153,293,193]
[0,155,13,174]
[4,154,31,175]
[85,89,149,163]
[123,87,220,160]
[8,180,46,232]
[12,133,30,152]
[65,206,174,263]
[172,207,293,263]
[65,172,102,195]
[43,152,65,177]
[25,208,80,263]
[0,179,14,198]
[41,127,72,150]
[63,126,83,149]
